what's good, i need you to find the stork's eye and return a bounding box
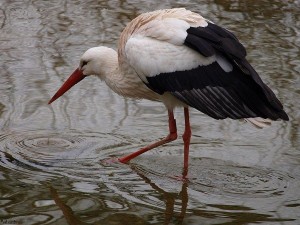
[81,60,88,67]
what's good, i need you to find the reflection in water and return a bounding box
[0,0,299,224]
[0,130,298,224]
[50,187,85,225]
[49,177,188,225]
[132,167,189,225]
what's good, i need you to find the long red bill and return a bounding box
[48,68,86,104]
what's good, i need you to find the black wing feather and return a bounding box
[146,22,289,121]
[187,23,286,112]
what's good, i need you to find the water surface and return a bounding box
[0,0,299,224]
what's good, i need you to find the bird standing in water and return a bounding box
[48,8,289,177]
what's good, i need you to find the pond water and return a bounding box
[0,0,299,224]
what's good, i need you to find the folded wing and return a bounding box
[123,9,289,121]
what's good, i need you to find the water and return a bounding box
[0,0,299,224]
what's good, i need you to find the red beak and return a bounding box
[48,68,86,104]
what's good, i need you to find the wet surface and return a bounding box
[0,0,300,224]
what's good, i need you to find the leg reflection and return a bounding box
[49,186,86,225]
[131,165,189,225]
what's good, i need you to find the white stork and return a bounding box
[48,8,289,176]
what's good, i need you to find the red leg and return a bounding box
[182,107,191,177]
[119,110,178,163]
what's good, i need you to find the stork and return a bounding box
[48,8,289,177]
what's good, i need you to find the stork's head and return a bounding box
[48,46,117,104]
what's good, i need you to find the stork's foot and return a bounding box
[167,167,189,182]
[101,157,120,165]
[171,175,189,183]
[118,157,131,164]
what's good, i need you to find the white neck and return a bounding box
[88,47,158,101]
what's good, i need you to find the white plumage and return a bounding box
[125,36,216,80]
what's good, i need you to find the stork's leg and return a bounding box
[182,107,191,177]
[119,110,178,163]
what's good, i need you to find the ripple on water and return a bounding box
[0,130,295,213]
[130,156,293,201]
[0,130,132,182]
[100,155,294,213]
